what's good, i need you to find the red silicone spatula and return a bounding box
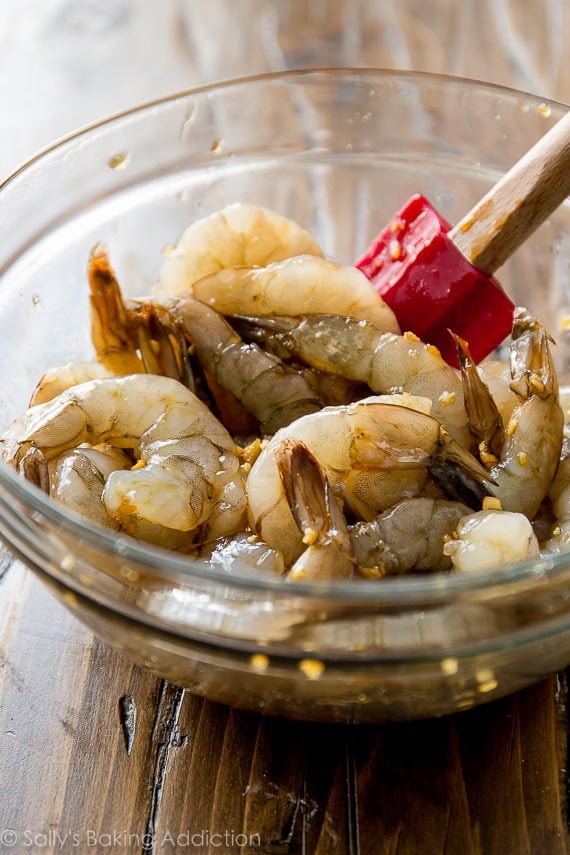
[356,111,570,366]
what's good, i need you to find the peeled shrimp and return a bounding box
[31,362,116,406]
[246,398,490,566]
[156,203,324,297]
[1,375,246,541]
[444,510,539,572]
[489,309,563,518]
[350,498,470,577]
[235,315,469,445]
[190,255,399,333]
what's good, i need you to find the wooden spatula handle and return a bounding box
[449,111,570,275]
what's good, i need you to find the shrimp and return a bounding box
[156,203,324,297]
[189,255,399,333]
[488,309,563,518]
[233,314,469,445]
[444,510,539,572]
[0,375,246,541]
[230,315,369,406]
[246,399,491,565]
[350,498,470,577]
[30,362,116,406]
[275,438,355,581]
[157,297,322,433]
[452,333,505,462]
[88,250,322,434]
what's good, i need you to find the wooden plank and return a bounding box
[0,3,569,854]
[0,555,569,853]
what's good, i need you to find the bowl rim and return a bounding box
[1,67,569,605]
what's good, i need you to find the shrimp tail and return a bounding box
[133,305,187,381]
[428,429,495,509]
[509,307,558,400]
[275,438,355,580]
[451,330,505,462]
[88,247,143,373]
[89,248,187,382]
[275,438,347,550]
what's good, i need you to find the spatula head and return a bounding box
[356,195,515,366]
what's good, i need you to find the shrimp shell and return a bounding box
[351,498,470,576]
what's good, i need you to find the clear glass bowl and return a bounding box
[1,70,569,723]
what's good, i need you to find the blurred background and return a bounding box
[1,0,568,178]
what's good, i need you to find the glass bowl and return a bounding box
[1,70,569,723]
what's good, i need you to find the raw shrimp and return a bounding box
[31,362,116,406]
[489,309,563,518]
[350,498,470,577]
[89,250,322,434]
[234,314,469,445]
[158,297,322,433]
[156,203,324,297]
[246,398,490,565]
[276,438,355,581]
[0,375,246,540]
[444,510,539,572]
[228,315,369,406]
[190,255,399,333]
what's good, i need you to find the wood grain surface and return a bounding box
[1,546,568,854]
[1,2,569,853]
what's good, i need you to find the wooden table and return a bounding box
[1,2,569,853]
